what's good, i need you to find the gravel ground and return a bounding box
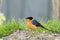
[3,30,60,40]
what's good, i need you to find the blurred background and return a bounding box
[0,0,60,21]
[0,0,60,39]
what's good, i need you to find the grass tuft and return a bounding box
[0,19,60,38]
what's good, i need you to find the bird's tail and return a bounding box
[41,26,54,33]
[43,27,60,33]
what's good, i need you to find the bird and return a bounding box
[26,17,52,31]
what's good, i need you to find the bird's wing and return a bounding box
[32,20,54,32]
[32,20,44,27]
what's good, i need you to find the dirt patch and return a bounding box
[3,30,60,40]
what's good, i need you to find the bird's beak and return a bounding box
[26,17,28,19]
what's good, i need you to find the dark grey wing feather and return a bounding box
[32,20,44,27]
[32,20,54,32]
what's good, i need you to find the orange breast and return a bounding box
[27,20,37,31]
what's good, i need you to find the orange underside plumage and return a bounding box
[27,20,37,31]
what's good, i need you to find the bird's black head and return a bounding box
[26,17,33,20]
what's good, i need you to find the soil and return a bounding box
[3,30,60,40]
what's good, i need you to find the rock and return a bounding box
[3,30,60,40]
